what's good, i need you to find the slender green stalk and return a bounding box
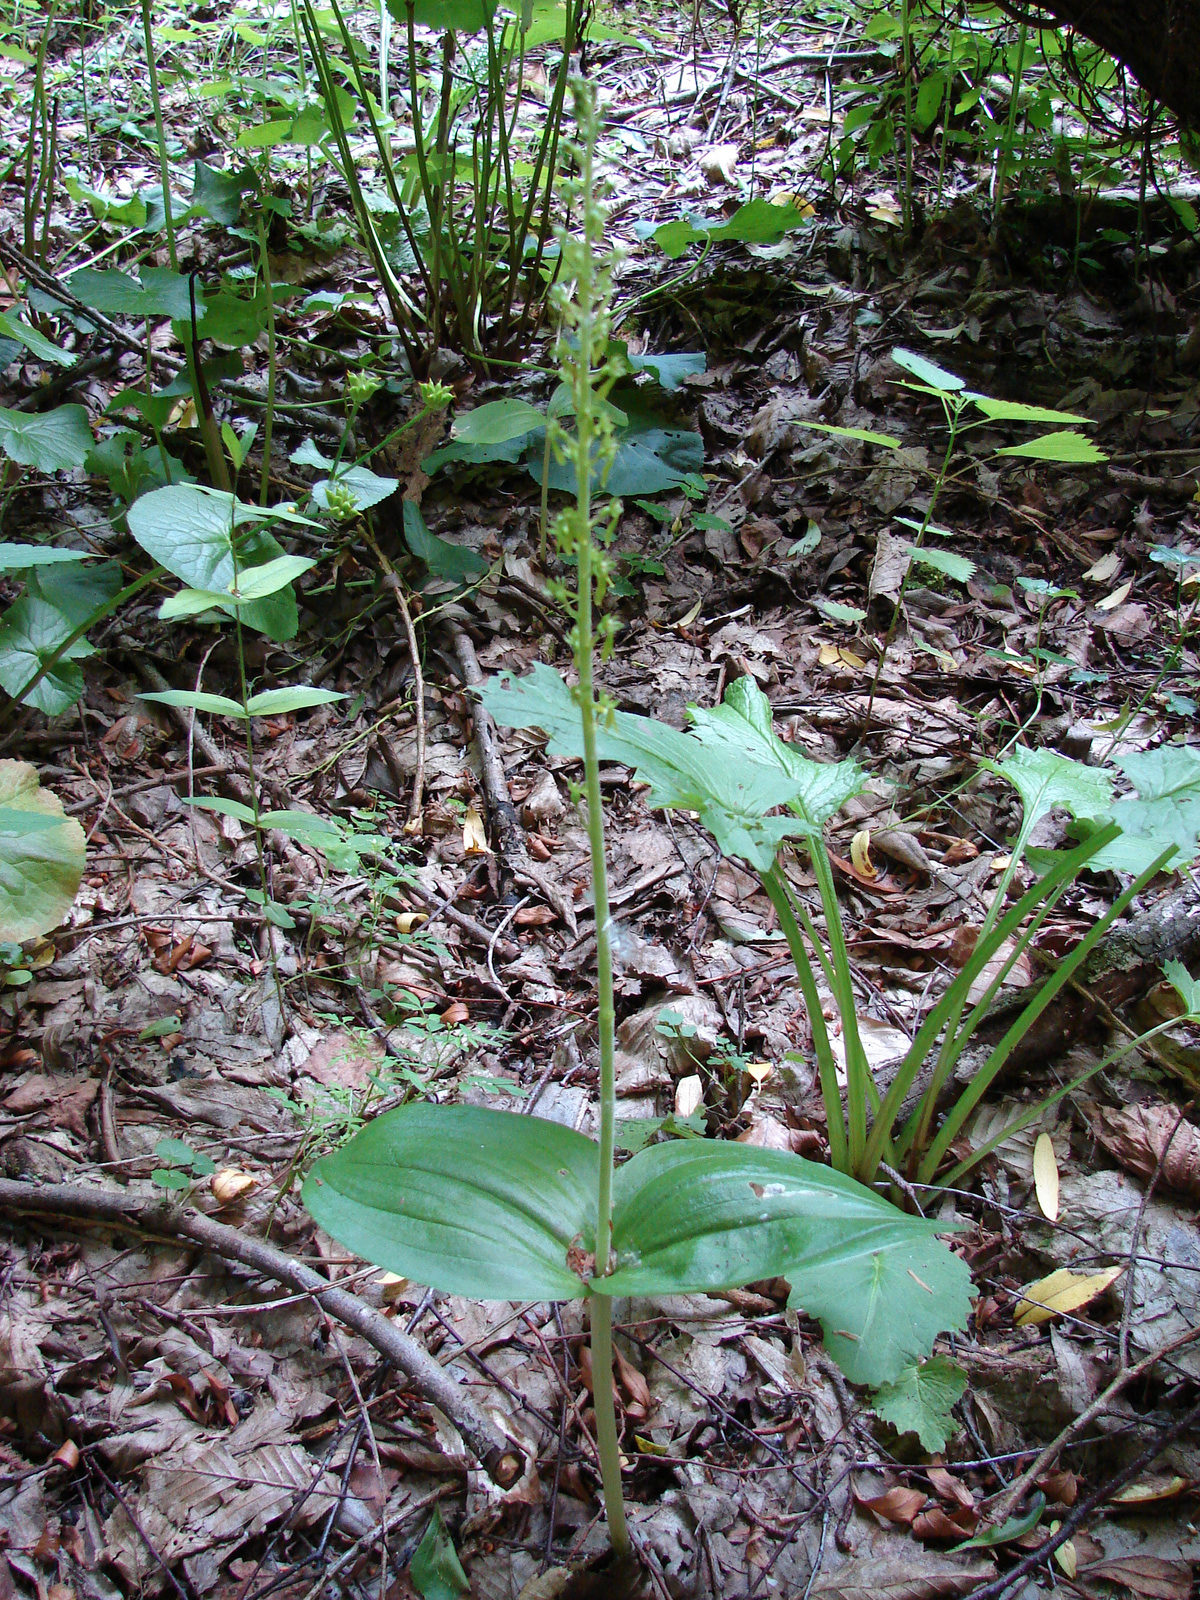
[255,205,277,506]
[900,0,914,233]
[991,21,1027,229]
[141,0,177,271]
[552,78,629,1562]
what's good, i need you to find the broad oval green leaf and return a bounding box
[604,1139,971,1385]
[140,689,248,719]
[66,266,201,322]
[303,1104,599,1301]
[994,431,1106,464]
[244,687,345,717]
[0,405,93,472]
[452,398,547,446]
[186,795,257,823]
[0,761,86,941]
[230,553,315,600]
[0,311,75,369]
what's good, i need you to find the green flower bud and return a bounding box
[418,380,454,411]
[324,483,360,522]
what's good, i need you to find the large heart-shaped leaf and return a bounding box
[1104,746,1200,867]
[785,1232,972,1386]
[653,199,811,261]
[481,663,810,870]
[0,406,93,472]
[127,485,298,640]
[0,597,91,714]
[986,746,1112,856]
[0,761,86,941]
[66,266,201,322]
[688,675,865,838]
[303,1104,598,1301]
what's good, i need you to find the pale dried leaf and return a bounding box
[1014,1265,1124,1325]
[1033,1133,1059,1221]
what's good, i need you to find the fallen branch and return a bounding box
[0,1180,522,1487]
[446,621,577,934]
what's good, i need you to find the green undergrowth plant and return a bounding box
[482,658,1190,1189]
[303,82,973,1562]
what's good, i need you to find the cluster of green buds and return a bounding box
[324,482,361,522]
[546,79,624,669]
[345,369,383,412]
[418,379,455,412]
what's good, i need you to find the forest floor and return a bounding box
[2,4,1200,1599]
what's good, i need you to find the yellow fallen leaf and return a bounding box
[463,806,492,855]
[1052,1531,1076,1579]
[744,1060,772,1086]
[376,1271,409,1302]
[850,830,877,879]
[818,642,841,667]
[395,911,428,934]
[675,1075,704,1117]
[1014,1264,1124,1326]
[674,597,703,629]
[1033,1132,1059,1221]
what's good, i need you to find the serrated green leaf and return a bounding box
[986,746,1113,855]
[0,546,93,570]
[1164,958,1200,1017]
[1100,745,1200,868]
[891,347,965,392]
[871,1356,967,1451]
[481,664,818,871]
[0,762,86,941]
[141,689,248,719]
[970,397,1093,426]
[0,405,93,472]
[906,545,975,583]
[796,421,902,448]
[785,1231,973,1386]
[304,1104,599,1301]
[995,431,1107,464]
[818,599,867,622]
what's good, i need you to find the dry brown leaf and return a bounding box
[926,1467,975,1512]
[1036,1468,1078,1505]
[1078,1557,1192,1600]
[1090,1102,1200,1199]
[1033,1133,1060,1221]
[811,1552,994,1599]
[440,1001,469,1026]
[854,1485,928,1525]
[675,1075,704,1117]
[912,1504,978,1540]
[851,830,878,880]
[210,1170,255,1205]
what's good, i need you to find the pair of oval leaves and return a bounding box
[304,1104,970,1386]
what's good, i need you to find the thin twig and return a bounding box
[361,523,426,825]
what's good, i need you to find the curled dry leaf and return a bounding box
[854,1485,928,1525]
[462,806,491,855]
[1036,1469,1078,1506]
[926,1467,975,1513]
[210,1169,256,1205]
[851,830,878,880]
[912,1503,979,1541]
[1090,1102,1200,1200]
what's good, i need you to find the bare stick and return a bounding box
[361,525,426,825]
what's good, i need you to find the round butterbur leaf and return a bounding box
[0,762,86,942]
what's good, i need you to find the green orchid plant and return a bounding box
[303,84,972,1560]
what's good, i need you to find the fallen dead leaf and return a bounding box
[854,1485,928,1525]
[851,830,878,880]
[1033,1133,1059,1221]
[1090,1102,1200,1200]
[811,1552,994,1599]
[462,806,491,854]
[675,1075,704,1117]
[1078,1556,1192,1600]
[1014,1265,1124,1325]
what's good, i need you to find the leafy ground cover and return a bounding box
[2,0,1200,1597]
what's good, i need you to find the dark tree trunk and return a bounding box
[1032,0,1200,127]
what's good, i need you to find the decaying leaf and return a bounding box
[1090,1102,1200,1200]
[811,1552,994,1599]
[1014,1265,1124,1326]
